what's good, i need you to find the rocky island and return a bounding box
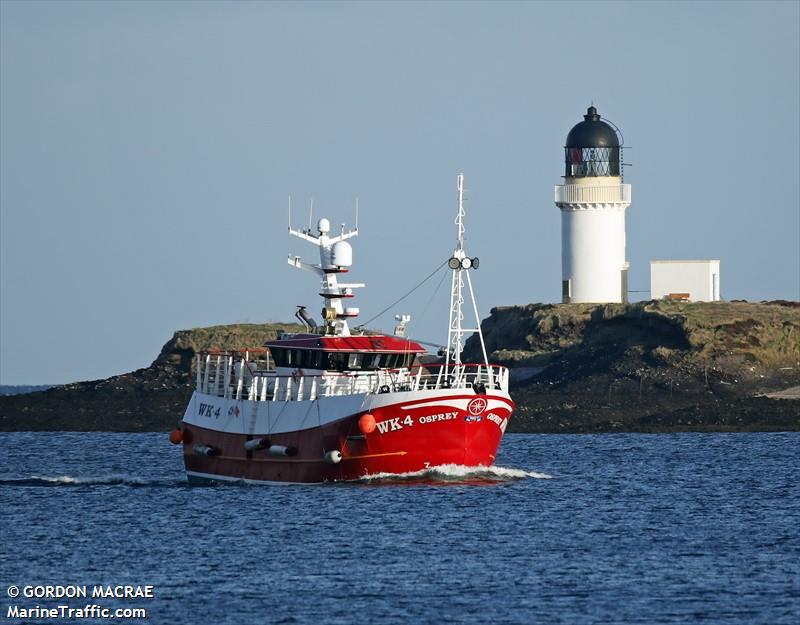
[1,301,798,433]
[464,300,799,432]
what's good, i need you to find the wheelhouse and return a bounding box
[265,333,426,373]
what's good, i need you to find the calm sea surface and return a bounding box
[1,432,798,625]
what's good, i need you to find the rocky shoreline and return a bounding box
[464,300,799,433]
[1,301,798,433]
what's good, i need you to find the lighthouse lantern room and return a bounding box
[555,106,631,303]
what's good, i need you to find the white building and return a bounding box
[555,106,631,303]
[650,260,721,301]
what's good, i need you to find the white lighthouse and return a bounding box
[555,106,631,303]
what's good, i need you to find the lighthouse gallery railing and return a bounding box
[555,183,631,205]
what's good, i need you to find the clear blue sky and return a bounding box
[2,1,798,385]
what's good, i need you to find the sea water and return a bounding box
[1,432,797,624]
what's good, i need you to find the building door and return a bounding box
[621,269,629,304]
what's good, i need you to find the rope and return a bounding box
[359,259,448,328]
[418,263,449,324]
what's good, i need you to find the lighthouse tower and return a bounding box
[555,106,631,303]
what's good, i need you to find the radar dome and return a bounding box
[331,240,353,267]
[318,218,331,234]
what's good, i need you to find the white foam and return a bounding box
[358,463,552,483]
[33,474,142,485]
[0,474,173,487]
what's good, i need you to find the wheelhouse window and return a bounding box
[329,351,416,371]
[325,352,348,371]
[270,348,321,368]
[269,348,416,372]
[270,348,288,367]
[301,349,322,369]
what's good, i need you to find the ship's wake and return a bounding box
[0,475,183,488]
[356,463,552,485]
[0,466,552,488]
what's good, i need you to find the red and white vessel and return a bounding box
[176,174,513,483]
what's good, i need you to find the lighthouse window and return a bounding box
[564,147,620,177]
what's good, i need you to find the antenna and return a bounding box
[393,314,411,338]
[308,198,314,233]
[288,208,364,338]
[355,197,359,232]
[288,195,292,231]
[456,173,465,251]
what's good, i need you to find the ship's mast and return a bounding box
[445,173,488,372]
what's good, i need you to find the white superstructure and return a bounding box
[650,260,721,302]
[288,214,362,336]
[555,106,631,303]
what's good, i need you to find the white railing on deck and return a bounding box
[194,352,509,402]
[555,183,631,205]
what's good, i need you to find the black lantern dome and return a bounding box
[564,106,621,177]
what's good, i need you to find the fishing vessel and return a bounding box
[174,174,514,483]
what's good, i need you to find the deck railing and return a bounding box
[194,351,509,402]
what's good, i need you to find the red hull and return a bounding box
[182,393,513,483]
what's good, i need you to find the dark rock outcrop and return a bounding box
[463,300,800,432]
